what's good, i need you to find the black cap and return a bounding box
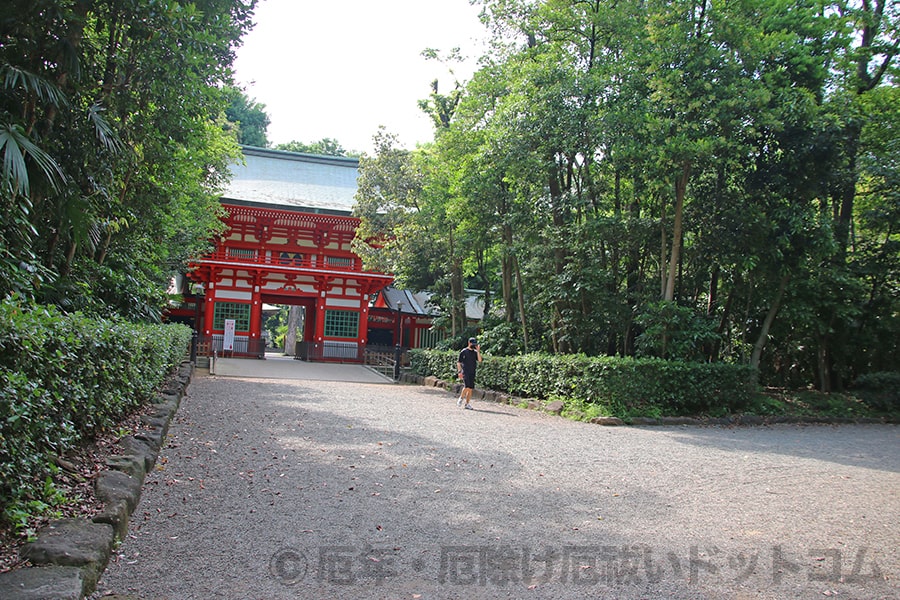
[468,337,477,344]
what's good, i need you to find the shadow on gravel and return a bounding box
[663,425,900,474]
[193,379,659,548]
[461,407,519,417]
[94,376,897,599]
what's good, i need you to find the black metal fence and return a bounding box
[196,334,266,359]
[192,335,407,379]
[294,342,408,379]
[294,340,364,362]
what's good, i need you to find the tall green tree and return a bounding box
[827,0,900,257]
[355,0,898,388]
[275,138,360,157]
[0,0,255,318]
[372,0,899,381]
[353,128,471,336]
[224,86,270,148]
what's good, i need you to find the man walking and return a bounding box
[457,337,482,410]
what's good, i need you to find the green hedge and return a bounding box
[0,298,192,518]
[850,371,900,412]
[409,349,758,417]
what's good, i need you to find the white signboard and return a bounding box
[223,319,236,351]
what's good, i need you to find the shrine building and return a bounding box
[179,146,432,361]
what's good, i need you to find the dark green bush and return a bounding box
[850,371,900,412]
[409,349,758,417]
[0,297,191,523]
[409,348,458,382]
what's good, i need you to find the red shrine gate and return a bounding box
[188,202,393,360]
[170,146,438,362]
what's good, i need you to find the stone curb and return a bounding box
[0,361,194,600]
[399,372,894,427]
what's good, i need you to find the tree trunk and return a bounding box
[40,1,89,137]
[624,177,643,357]
[659,195,667,299]
[45,228,59,268]
[476,249,491,319]
[514,254,528,351]
[664,162,691,301]
[548,158,570,353]
[283,305,302,355]
[550,309,560,354]
[99,10,126,102]
[62,240,77,276]
[446,229,465,337]
[704,265,720,361]
[97,230,112,265]
[450,260,465,336]
[832,0,896,256]
[710,281,736,363]
[502,250,514,323]
[816,334,830,393]
[707,265,719,317]
[500,223,515,322]
[833,120,861,258]
[97,171,133,265]
[750,273,790,372]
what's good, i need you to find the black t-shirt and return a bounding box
[458,347,478,374]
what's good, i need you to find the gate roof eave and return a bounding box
[195,258,394,282]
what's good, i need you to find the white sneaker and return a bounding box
[457,397,463,407]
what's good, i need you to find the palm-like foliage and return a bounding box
[0,0,255,316]
[0,122,66,197]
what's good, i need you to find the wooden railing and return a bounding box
[364,345,405,380]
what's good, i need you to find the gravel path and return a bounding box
[94,373,898,599]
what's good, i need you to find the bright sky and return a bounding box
[232,0,489,155]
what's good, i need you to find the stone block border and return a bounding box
[400,372,889,427]
[0,361,194,600]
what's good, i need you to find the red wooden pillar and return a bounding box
[250,300,261,338]
[357,295,369,346]
[249,272,262,340]
[303,303,315,342]
[314,299,326,342]
[203,282,216,336]
[314,286,327,343]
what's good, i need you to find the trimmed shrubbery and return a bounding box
[409,349,758,418]
[850,372,900,412]
[0,297,191,526]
